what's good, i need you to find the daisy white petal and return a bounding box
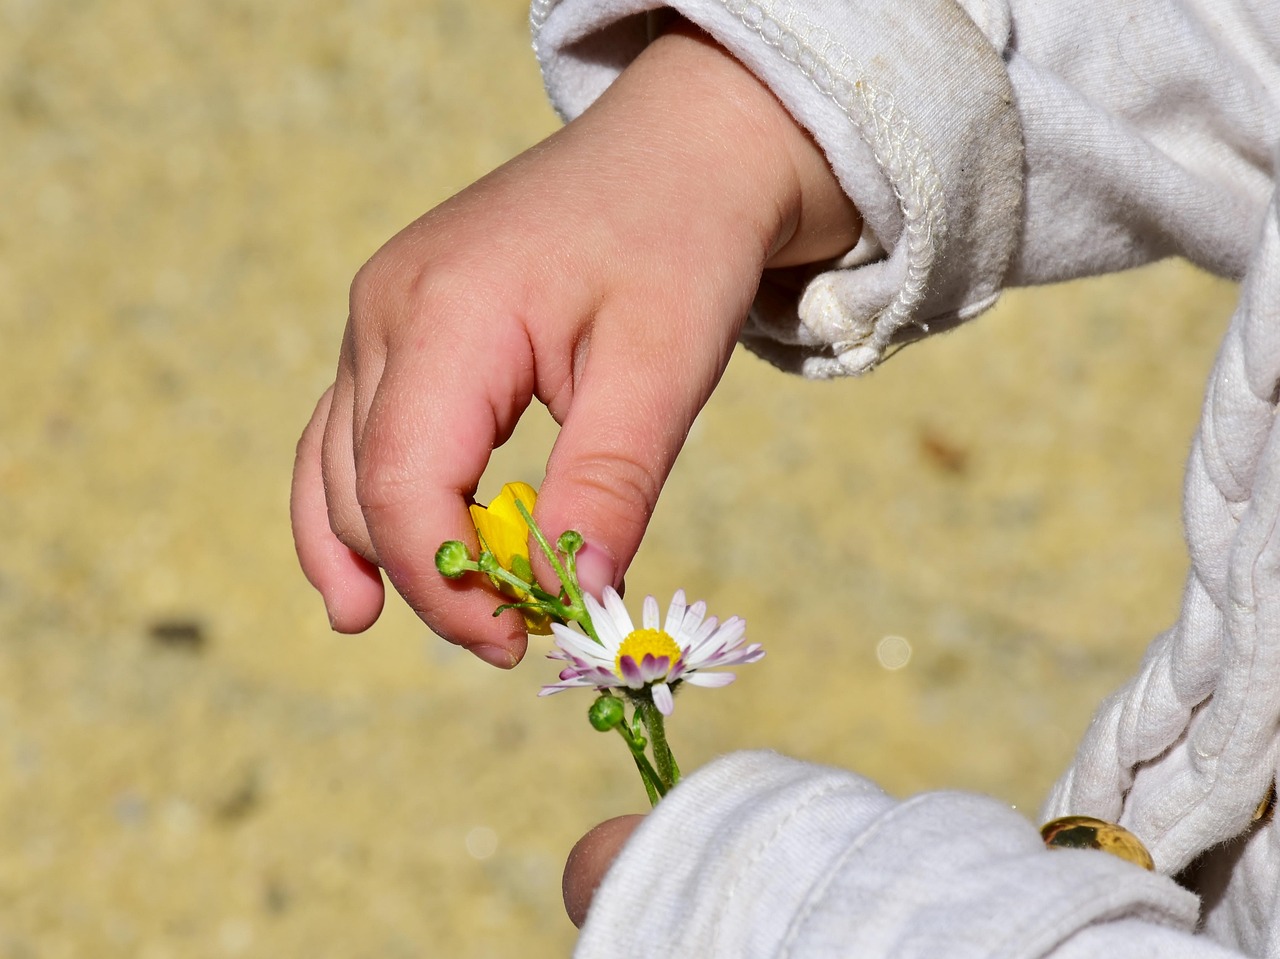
[683,671,736,688]
[642,594,661,630]
[551,623,611,665]
[585,592,625,650]
[678,599,707,639]
[651,682,674,715]
[601,587,635,639]
[663,589,687,635]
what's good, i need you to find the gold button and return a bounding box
[1040,815,1154,871]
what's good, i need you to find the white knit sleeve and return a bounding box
[531,0,1278,378]
[574,751,1222,958]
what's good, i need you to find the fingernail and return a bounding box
[575,542,617,598]
[472,644,518,669]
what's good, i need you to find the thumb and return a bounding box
[563,814,646,928]
[534,305,741,597]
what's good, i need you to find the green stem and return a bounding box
[615,720,665,805]
[513,499,601,645]
[480,562,537,599]
[514,498,571,590]
[638,699,680,790]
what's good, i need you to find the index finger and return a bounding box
[354,310,538,666]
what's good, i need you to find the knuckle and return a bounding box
[326,502,376,563]
[353,436,420,517]
[347,253,392,326]
[568,453,660,533]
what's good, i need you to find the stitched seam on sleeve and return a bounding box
[723,0,946,356]
[709,776,857,951]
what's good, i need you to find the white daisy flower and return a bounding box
[538,586,764,715]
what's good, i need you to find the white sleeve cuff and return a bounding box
[532,0,1025,377]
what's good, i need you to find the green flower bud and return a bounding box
[434,541,473,579]
[557,529,584,556]
[510,553,534,584]
[588,694,625,732]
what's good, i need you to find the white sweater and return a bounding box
[531,1,1280,955]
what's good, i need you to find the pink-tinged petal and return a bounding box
[639,653,672,683]
[687,620,749,669]
[652,682,674,715]
[697,646,756,670]
[617,655,646,688]
[642,594,660,630]
[549,648,598,670]
[683,671,736,688]
[665,657,688,684]
[663,590,687,635]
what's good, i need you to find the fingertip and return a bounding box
[322,552,386,633]
[293,387,387,633]
[464,603,531,669]
[574,541,619,599]
[407,570,533,666]
[471,639,525,669]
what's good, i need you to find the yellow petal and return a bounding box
[469,483,551,634]
[469,482,537,571]
[521,609,553,636]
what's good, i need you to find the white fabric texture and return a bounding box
[577,752,1205,958]
[530,0,1280,955]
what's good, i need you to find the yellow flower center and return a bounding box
[615,628,682,678]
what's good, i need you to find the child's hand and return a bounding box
[290,24,860,665]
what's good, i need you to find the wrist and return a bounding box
[596,22,859,275]
[651,21,862,270]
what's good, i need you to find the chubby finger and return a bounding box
[563,814,645,928]
[321,340,378,565]
[353,312,536,664]
[291,386,386,632]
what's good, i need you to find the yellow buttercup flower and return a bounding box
[469,482,550,635]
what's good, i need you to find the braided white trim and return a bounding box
[1044,199,1280,873]
[530,0,554,32]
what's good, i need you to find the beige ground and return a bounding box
[0,1,1239,956]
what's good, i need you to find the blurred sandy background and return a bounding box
[0,0,1239,956]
